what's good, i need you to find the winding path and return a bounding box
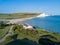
[0,26,13,43]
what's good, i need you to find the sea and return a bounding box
[21,15,60,33]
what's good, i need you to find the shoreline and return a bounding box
[6,17,36,24]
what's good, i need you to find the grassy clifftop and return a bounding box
[1,24,60,45]
[0,13,40,19]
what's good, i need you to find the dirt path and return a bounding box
[0,26,13,43]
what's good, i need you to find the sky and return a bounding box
[0,0,60,15]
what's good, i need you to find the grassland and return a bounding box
[0,13,40,19]
[0,24,60,45]
[0,26,11,39]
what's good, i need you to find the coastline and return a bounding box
[6,17,36,24]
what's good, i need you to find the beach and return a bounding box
[6,17,35,24]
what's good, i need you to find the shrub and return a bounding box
[6,36,12,41]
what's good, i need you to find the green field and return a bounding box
[0,26,11,39]
[0,13,40,19]
[0,24,60,45]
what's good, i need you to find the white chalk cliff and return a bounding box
[36,13,49,17]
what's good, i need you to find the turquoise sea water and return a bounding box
[21,15,60,33]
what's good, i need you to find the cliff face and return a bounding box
[36,13,49,17]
